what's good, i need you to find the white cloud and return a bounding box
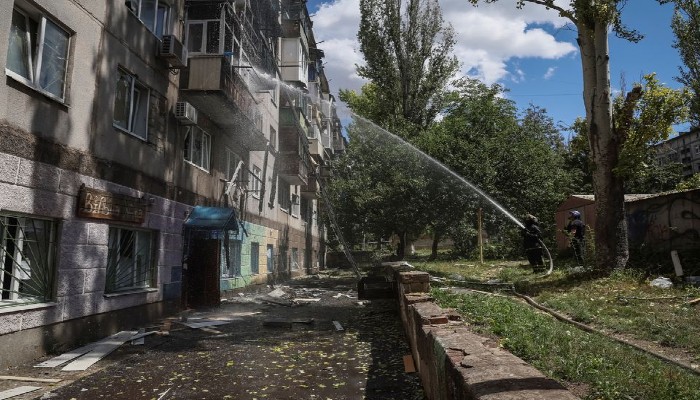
[311,0,578,95]
[544,67,557,79]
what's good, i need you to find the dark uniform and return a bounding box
[566,211,585,265]
[521,215,544,271]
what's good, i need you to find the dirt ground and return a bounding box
[2,271,425,400]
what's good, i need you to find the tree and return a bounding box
[328,102,432,259]
[669,0,700,128]
[420,79,573,256]
[357,0,459,138]
[467,0,656,272]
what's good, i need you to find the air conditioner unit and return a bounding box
[159,35,188,69]
[175,101,198,125]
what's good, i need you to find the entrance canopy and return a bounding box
[184,206,239,231]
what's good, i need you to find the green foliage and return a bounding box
[563,118,594,193]
[426,79,574,255]
[676,173,700,191]
[615,74,690,180]
[670,0,700,128]
[356,0,458,135]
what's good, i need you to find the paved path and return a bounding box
[2,272,425,400]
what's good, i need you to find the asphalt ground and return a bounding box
[2,271,425,400]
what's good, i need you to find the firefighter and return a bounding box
[521,214,544,272]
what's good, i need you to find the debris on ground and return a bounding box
[650,276,674,289]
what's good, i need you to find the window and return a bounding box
[222,239,241,277]
[0,215,57,305]
[113,68,149,140]
[291,248,299,270]
[226,149,243,181]
[6,7,71,101]
[250,242,259,274]
[278,181,290,211]
[106,227,154,293]
[126,0,170,38]
[266,244,274,272]
[250,166,262,199]
[269,126,277,151]
[184,126,211,171]
[291,186,300,217]
[186,20,222,54]
[300,197,310,223]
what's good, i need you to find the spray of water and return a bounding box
[350,114,525,229]
[250,66,556,273]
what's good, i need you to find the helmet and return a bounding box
[569,210,581,218]
[525,214,537,223]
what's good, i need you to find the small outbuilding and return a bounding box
[556,190,700,272]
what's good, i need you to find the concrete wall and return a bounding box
[387,266,579,400]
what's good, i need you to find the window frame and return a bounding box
[250,165,262,199]
[113,67,150,140]
[277,180,290,212]
[0,214,57,306]
[185,19,224,55]
[105,226,155,294]
[6,6,72,103]
[184,126,212,172]
[250,242,259,274]
[127,0,170,38]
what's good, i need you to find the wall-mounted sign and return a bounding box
[77,186,147,224]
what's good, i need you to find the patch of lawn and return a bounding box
[413,258,700,398]
[433,289,700,400]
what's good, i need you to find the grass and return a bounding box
[411,257,700,400]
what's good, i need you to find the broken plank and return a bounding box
[61,331,137,371]
[131,328,146,345]
[129,331,156,342]
[33,331,128,368]
[0,376,61,384]
[0,386,42,400]
[294,298,321,302]
[332,321,344,331]
[688,297,700,305]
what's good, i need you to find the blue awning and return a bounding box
[184,206,239,231]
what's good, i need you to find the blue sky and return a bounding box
[306,0,687,135]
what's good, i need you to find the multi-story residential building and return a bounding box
[0,0,343,368]
[655,128,700,177]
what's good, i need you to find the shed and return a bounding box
[555,194,652,251]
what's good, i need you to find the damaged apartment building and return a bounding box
[0,0,344,368]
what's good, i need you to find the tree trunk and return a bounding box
[578,21,629,272]
[397,232,406,260]
[429,232,440,261]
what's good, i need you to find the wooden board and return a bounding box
[403,355,416,373]
[0,386,42,399]
[61,331,137,371]
[178,320,233,329]
[0,376,61,383]
[34,341,99,368]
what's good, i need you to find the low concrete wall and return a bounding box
[385,265,579,400]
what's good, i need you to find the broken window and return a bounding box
[250,242,259,274]
[0,215,57,306]
[106,227,154,293]
[113,68,150,140]
[184,126,211,171]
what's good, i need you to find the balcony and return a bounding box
[278,152,309,186]
[301,175,320,199]
[180,56,267,151]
